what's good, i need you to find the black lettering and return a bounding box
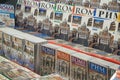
[114,13,118,19]
[57,5,62,11]
[63,6,68,11]
[68,6,72,12]
[99,11,104,17]
[105,12,112,19]
[40,3,45,8]
[56,5,72,12]
[76,8,81,14]
[51,4,54,9]
[88,10,93,16]
[46,3,50,9]
[81,9,87,14]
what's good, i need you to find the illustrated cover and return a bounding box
[40,46,56,76]
[88,62,108,80]
[56,50,70,80]
[71,56,87,80]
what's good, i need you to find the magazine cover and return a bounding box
[88,62,108,80]
[15,0,38,29]
[72,5,95,27]
[15,0,54,31]
[24,40,36,71]
[0,4,15,27]
[39,1,55,20]
[54,3,73,25]
[71,56,87,80]
[56,50,71,80]
[40,45,56,76]
[11,36,24,65]
[2,33,12,60]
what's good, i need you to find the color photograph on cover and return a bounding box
[88,62,108,80]
[25,6,31,13]
[40,46,56,76]
[93,19,104,29]
[34,9,38,16]
[72,15,82,24]
[109,21,116,31]
[16,4,21,10]
[56,50,70,80]
[54,12,63,21]
[71,56,87,80]
[87,18,93,27]
[39,8,47,16]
